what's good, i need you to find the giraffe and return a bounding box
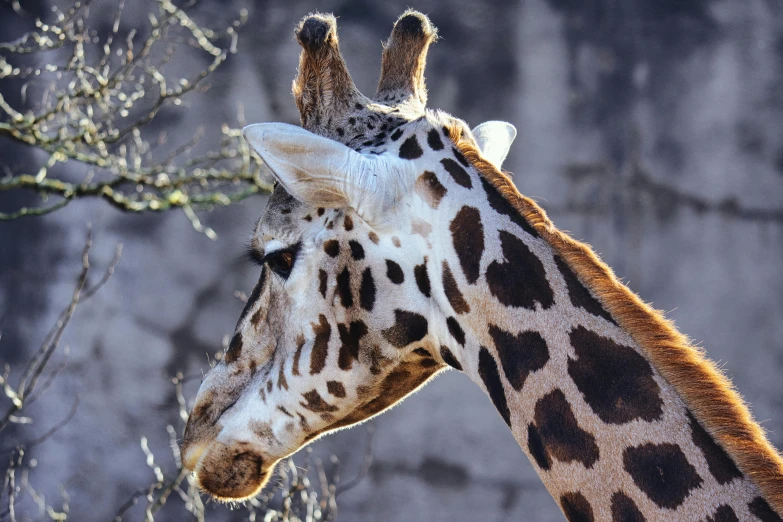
[180,10,783,521]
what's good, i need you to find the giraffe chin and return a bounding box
[190,440,273,501]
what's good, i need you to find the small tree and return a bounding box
[0,0,272,238]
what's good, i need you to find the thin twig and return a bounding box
[0,0,270,235]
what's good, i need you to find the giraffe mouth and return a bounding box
[186,440,274,501]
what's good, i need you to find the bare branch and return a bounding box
[0,0,272,236]
[0,228,120,434]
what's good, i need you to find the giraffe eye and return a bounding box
[265,250,295,279]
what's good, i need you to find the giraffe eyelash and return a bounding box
[244,245,266,267]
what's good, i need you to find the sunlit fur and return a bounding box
[445,120,783,516]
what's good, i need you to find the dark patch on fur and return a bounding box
[414,262,431,297]
[360,267,376,311]
[386,259,405,284]
[554,255,616,324]
[337,320,368,370]
[527,423,551,470]
[706,505,739,522]
[344,215,354,231]
[623,443,702,509]
[364,345,389,376]
[479,177,539,238]
[440,346,462,371]
[442,261,470,314]
[427,128,444,150]
[277,363,288,390]
[292,335,305,376]
[687,411,742,485]
[416,171,447,208]
[399,135,423,159]
[568,326,663,424]
[250,306,265,329]
[446,317,466,346]
[368,231,379,244]
[478,347,511,427]
[318,269,328,298]
[452,146,470,167]
[349,240,365,260]
[324,239,340,257]
[413,347,431,358]
[488,324,549,391]
[301,390,338,413]
[238,268,267,323]
[748,497,782,522]
[382,310,428,348]
[336,267,353,308]
[390,128,403,141]
[327,381,346,398]
[610,491,646,522]
[225,333,243,364]
[309,315,331,375]
[532,389,599,469]
[486,231,554,309]
[560,492,594,522]
[441,158,472,188]
[449,206,484,284]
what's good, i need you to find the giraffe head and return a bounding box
[181,10,516,500]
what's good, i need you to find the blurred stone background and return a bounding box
[1,0,782,520]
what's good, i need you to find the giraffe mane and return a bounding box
[444,120,783,516]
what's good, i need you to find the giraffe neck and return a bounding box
[421,132,781,520]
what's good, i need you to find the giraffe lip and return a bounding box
[182,440,211,472]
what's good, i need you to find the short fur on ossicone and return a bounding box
[444,120,783,516]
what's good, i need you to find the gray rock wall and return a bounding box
[1,0,782,520]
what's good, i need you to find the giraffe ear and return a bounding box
[243,123,414,222]
[471,121,517,169]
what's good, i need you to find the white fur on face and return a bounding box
[183,112,519,500]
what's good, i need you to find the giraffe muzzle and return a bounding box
[186,439,272,501]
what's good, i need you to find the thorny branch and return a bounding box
[0,0,272,238]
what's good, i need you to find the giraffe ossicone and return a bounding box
[181,10,783,520]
